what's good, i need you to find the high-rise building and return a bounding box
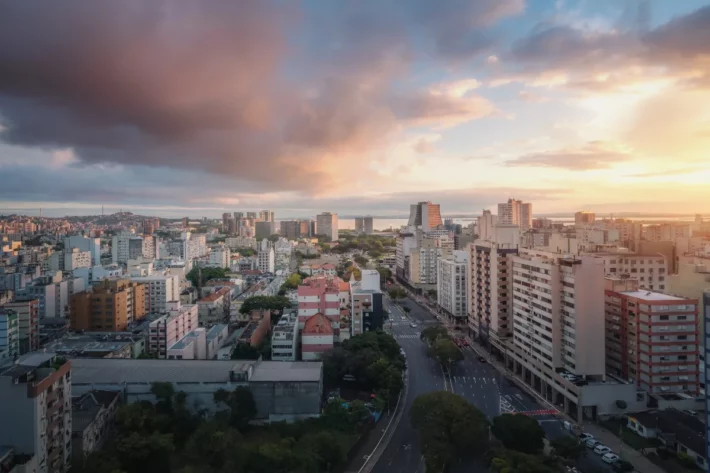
[222,213,232,231]
[148,301,198,358]
[408,202,443,229]
[234,212,244,220]
[208,245,231,268]
[575,211,596,226]
[64,235,101,266]
[606,277,699,395]
[0,308,20,361]
[246,212,257,219]
[280,220,302,240]
[182,217,189,228]
[70,279,146,331]
[0,353,73,473]
[476,210,498,240]
[1,299,40,355]
[259,210,274,222]
[354,216,375,235]
[497,198,532,229]
[350,270,384,336]
[408,237,439,285]
[316,212,339,242]
[255,221,275,239]
[257,240,275,273]
[129,275,180,314]
[437,251,468,321]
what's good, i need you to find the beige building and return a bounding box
[668,253,710,346]
[70,279,146,331]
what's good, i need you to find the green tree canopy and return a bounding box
[491,414,546,454]
[428,337,464,367]
[186,266,227,287]
[375,267,392,286]
[489,448,558,473]
[420,325,450,344]
[239,295,292,314]
[550,436,586,460]
[353,255,368,266]
[410,391,489,471]
[231,342,261,360]
[387,287,406,301]
[280,273,302,291]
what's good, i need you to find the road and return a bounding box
[371,293,614,473]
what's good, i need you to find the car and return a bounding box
[478,356,486,363]
[593,445,611,455]
[410,323,417,328]
[602,453,620,464]
[579,433,594,441]
[683,409,698,416]
[585,438,601,448]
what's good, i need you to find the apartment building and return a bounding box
[0,308,20,361]
[476,210,498,240]
[225,236,257,250]
[17,273,85,319]
[167,324,228,360]
[498,198,532,230]
[0,354,72,473]
[408,237,439,286]
[350,270,384,337]
[48,248,91,272]
[437,251,468,321]
[297,277,341,328]
[645,223,692,242]
[467,239,518,352]
[129,274,180,314]
[255,221,276,239]
[589,251,668,291]
[395,232,417,281]
[407,201,443,229]
[64,235,101,266]
[257,240,275,273]
[605,277,699,395]
[208,245,231,268]
[668,254,710,340]
[197,287,232,326]
[70,279,146,331]
[574,211,596,226]
[1,299,40,354]
[271,312,300,361]
[316,212,339,242]
[148,301,199,358]
[301,313,334,361]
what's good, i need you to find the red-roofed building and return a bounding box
[301,312,333,360]
[297,277,342,326]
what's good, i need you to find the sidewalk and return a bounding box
[344,409,394,473]
[581,423,666,473]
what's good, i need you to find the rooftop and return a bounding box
[248,361,322,382]
[199,287,231,303]
[630,409,705,455]
[622,290,689,302]
[206,324,227,341]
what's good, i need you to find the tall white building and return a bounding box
[257,240,275,273]
[17,272,85,319]
[129,274,180,314]
[437,251,468,320]
[208,245,231,268]
[48,248,91,272]
[476,210,498,240]
[409,237,439,285]
[64,235,101,266]
[316,212,339,242]
[111,232,134,264]
[497,199,532,230]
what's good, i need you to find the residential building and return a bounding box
[588,250,668,291]
[297,277,342,327]
[605,277,699,395]
[532,217,554,229]
[167,324,228,360]
[225,236,257,250]
[148,301,199,358]
[256,240,275,273]
[498,198,532,229]
[645,223,692,242]
[70,358,323,422]
[354,216,375,234]
[17,272,85,319]
[64,236,101,266]
[1,299,40,354]
[408,236,439,286]
[301,313,333,361]
[467,239,518,352]
[0,353,72,473]
[111,232,134,264]
[437,250,468,321]
[316,212,339,241]
[476,210,498,240]
[48,248,91,272]
[0,308,20,361]
[395,232,417,281]
[350,270,384,336]
[272,312,300,361]
[299,263,337,277]
[71,390,121,463]
[46,335,138,359]
[70,279,146,331]
[197,287,232,326]
[407,201,443,229]
[668,253,710,346]
[73,264,124,288]
[280,220,306,240]
[129,274,180,314]
[575,211,596,226]
[237,311,272,347]
[255,221,275,239]
[208,245,231,268]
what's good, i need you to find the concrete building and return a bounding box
[297,277,342,328]
[225,236,257,250]
[476,210,498,241]
[17,272,85,319]
[0,353,72,473]
[585,250,668,292]
[208,245,231,268]
[574,211,596,226]
[111,232,134,264]
[167,324,229,360]
[669,253,710,345]
[197,287,232,326]
[316,212,339,242]
[255,221,276,239]
[407,201,443,230]
[395,232,417,281]
[48,248,91,272]
[498,198,532,230]
[645,223,692,242]
[72,264,123,288]
[437,250,468,321]
[64,235,101,266]
[354,216,375,235]
[301,312,333,361]
[71,390,121,463]
[257,240,275,274]
[0,308,20,361]
[271,312,300,361]
[350,270,384,336]
[70,358,323,422]
[70,279,146,331]
[408,236,439,286]
[605,277,700,395]
[280,220,308,240]
[129,274,180,314]
[148,301,199,358]
[1,299,39,355]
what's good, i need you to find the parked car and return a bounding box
[410,323,418,328]
[602,453,620,464]
[611,460,634,472]
[579,433,594,441]
[478,356,487,363]
[594,445,611,455]
[585,438,601,448]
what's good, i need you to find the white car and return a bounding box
[579,433,594,441]
[593,445,611,456]
[410,323,418,328]
[585,438,600,448]
[602,453,620,464]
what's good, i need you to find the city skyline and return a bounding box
[1,1,710,215]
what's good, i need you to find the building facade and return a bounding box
[316,213,339,242]
[437,250,468,320]
[148,301,199,358]
[301,313,334,361]
[129,275,180,314]
[70,279,146,331]
[407,201,443,229]
[350,270,384,336]
[1,299,40,355]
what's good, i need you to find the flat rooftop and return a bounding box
[622,290,688,301]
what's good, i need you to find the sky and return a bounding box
[1,0,710,218]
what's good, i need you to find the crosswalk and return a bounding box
[394,333,421,339]
[499,394,525,414]
[450,376,497,384]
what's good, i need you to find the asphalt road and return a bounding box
[371,294,615,473]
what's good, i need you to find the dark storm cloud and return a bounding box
[0,0,522,195]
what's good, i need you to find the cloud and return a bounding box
[505,141,632,170]
[518,90,548,103]
[413,138,436,154]
[625,166,709,178]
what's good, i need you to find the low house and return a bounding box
[71,390,121,461]
[627,409,706,470]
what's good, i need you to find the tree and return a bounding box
[231,342,261,360]
[353,255,368,266]
[267,234,280,243]
[410,392,489,471]
[228,386,257,430]
[186,266,227,287]
[489,449,558,473]
[298,431,347,471]
[280,273,302,291]
[491,414,545,454]
[239,295,292,314]
[420,325,449,344]
[428,338,464,369]
[114,431,174,473]
[387,287,406,301]
[550,436,585,460]
[375,267,392,286]
[184,421,242,469]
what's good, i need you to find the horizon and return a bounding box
[1,1,710,214]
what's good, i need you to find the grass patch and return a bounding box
[599,417,662,450]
